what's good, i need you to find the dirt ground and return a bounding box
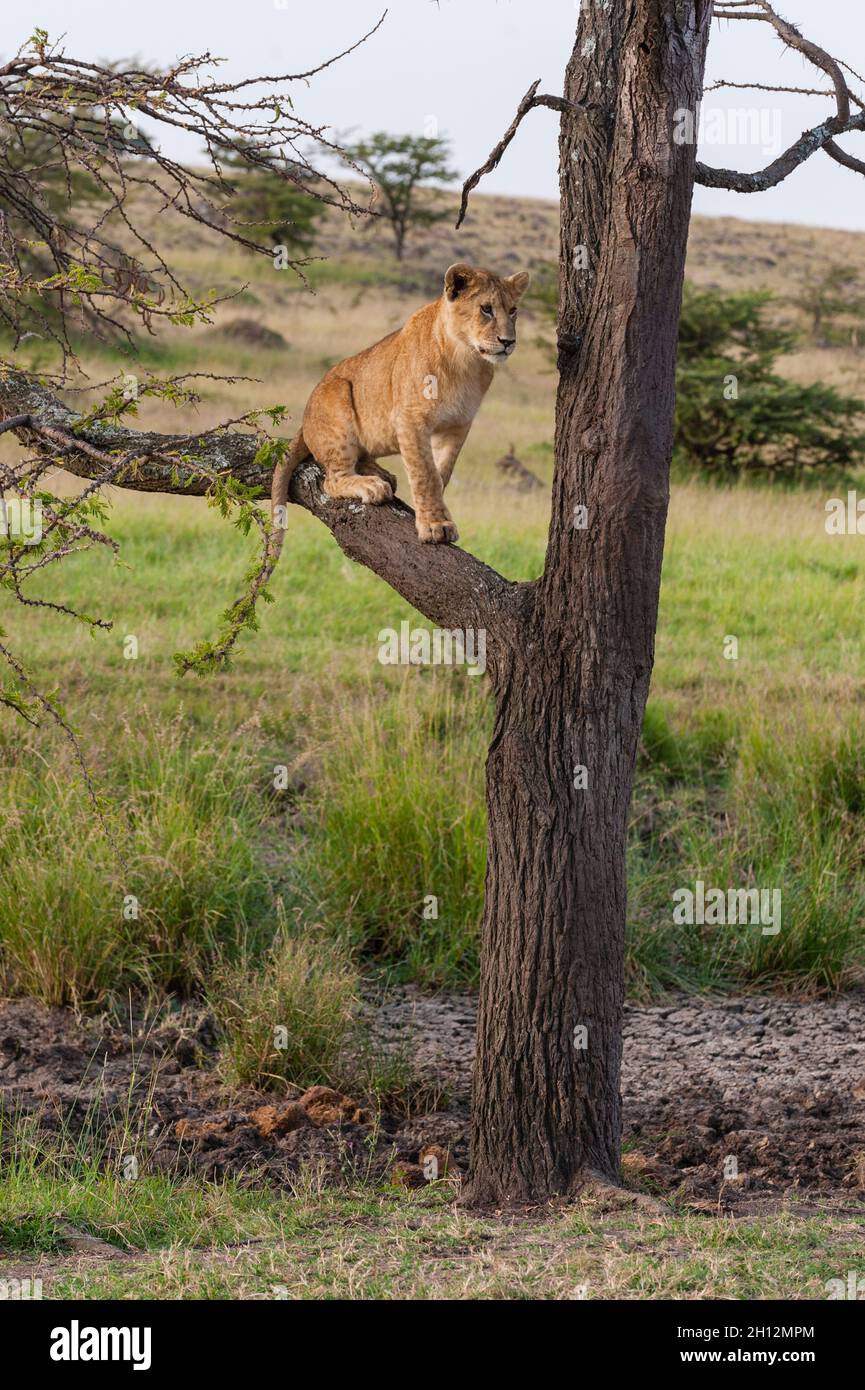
[0,990,863,1213]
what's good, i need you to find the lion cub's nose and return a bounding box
[498,336,515,347]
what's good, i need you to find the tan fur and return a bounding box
[269,262,530,561]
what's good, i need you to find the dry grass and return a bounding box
[10,1187,862,1301]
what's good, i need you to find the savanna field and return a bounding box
[2,190,865,1297]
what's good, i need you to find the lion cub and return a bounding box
[270,261,530,552]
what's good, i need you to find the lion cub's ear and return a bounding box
[444,263,475,300]
[505,270,531,301]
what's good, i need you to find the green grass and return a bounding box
[0,714,274,1004]
[3,1167,861,1299]
[1,484,865,999]
[0,1116,287,1257]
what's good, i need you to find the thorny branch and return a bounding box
[0,22,386,363]
[698,1,865,190]
[454,80,584,229]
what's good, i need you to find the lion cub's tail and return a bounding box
[266,429,310,577]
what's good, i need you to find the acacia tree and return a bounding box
[339,132,457,259]
[793,263,865,347]
[2,5,865,1206]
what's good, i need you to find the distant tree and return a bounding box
[792,263,865,348]
[216,141,325,253]
[675,284,865,481]
[339,132,457,259]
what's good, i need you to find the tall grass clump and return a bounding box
[720,719,865,990]
[300,674,488,986]
[0,716,273,1005]
[207,918,358,1089]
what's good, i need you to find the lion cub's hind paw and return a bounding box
[416,516,459,544]
[324,474,393,505]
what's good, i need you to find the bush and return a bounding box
[529,264,865,481]
[674,284,865,481]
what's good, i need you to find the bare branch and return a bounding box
[0,29,380,365]
[824,137,865,177]
[455,80,582,229]
[704,78,864,110]
[705,79,833,98]
[698,1,865,191]
[750,0,850,128]
[695,111,865,191]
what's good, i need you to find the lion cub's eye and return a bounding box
[480,303,494,317]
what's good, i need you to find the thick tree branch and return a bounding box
[0,372,522,637]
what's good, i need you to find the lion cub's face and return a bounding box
[442,262,531,365]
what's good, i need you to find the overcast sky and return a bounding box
[23,0,865,231]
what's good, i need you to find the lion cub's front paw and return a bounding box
[416,514,459,544]
[360,462,398,494]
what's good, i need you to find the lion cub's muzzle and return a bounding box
[478,340,516,361]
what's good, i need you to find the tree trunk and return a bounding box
[469,646,630,1201]
[466,0,712,1206]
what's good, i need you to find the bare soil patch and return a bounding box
[0,991,862,1212]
